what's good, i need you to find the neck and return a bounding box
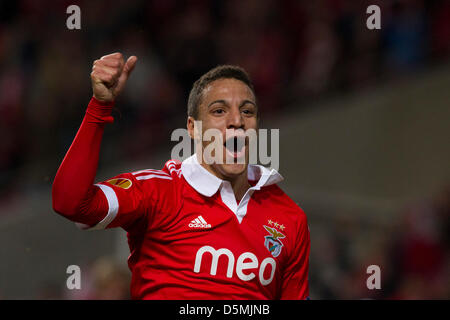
[228,171,251,201]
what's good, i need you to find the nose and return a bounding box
[226,107,244,129]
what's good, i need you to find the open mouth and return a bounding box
[224,135,246,160]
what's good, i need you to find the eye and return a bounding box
[241,108,255,116]
[212,108,225,115]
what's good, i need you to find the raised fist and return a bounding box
[90,52,137,103]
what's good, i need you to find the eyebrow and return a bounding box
[207,99,257,109]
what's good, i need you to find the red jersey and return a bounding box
[76,155,310,300]
[52,97,310,300]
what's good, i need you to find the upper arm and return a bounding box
[76,168,179,232]
[75,172,149,231]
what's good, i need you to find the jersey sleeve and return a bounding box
[76,172,150,231]
[279,213,310,300]
[76,167,178,232]
[51,96,177,233]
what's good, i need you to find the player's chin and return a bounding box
[217,162,248,178]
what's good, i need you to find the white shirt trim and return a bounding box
[181,154,283,223]
[75,183,119,230]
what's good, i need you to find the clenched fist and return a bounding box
[91,52,137,103]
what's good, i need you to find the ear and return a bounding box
[187,116,195,139]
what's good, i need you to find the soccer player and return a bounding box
[52,52,310,300]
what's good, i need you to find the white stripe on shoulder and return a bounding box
[76,184,119,231]
[166,161,177,168]
[166,161,181,175]
[135,174,173,181]
[132,169,169,176]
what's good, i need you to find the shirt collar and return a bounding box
[181,154,284,197]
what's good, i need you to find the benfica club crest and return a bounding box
[263,225,286,257]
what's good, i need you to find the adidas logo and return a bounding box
[189,216,211,229]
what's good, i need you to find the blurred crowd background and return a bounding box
[0,0,449,299]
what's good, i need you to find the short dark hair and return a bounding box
[187,65,255,119]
